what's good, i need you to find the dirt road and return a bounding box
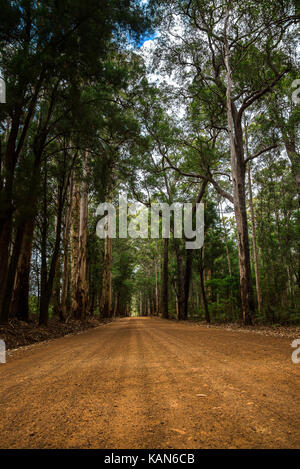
[0,317,299,449]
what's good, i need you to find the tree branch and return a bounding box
[237,68,290,123]
[245,144,278,164]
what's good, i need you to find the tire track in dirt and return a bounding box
[137,319,251,448]
[0,322,131,448]
[0,317,299,448]
[143,319,300,448]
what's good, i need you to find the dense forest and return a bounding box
[0,0,299,329]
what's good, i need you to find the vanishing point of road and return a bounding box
[0,317,299,448]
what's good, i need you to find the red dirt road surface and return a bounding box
[0,317,299,449]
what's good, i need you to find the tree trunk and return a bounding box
[155,260,159,315]
[161,238,169,319]
[247,159,262,315]
[183,250,193,320]
[139,291,142,317]
[175,244,185,320]
[0,218,12,323]
[199,247,210,323]
[0,88,43,322]
[100,235,113,317]
[39,209,63,326]
[76,154,89,320]
[219,201,232,277]
[183,180,207,320]
[39,174,64,326]
[39,165,49,326]
[10,217,35,321]
[61,178,73,321]
[70,182,80,318]
[1,224,24,321]
[283,135,300,207]
[224,9,254,324]
[52,250,62,320]
[113,294,118,318]
[0,114,22,322]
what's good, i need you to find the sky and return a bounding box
[136,32,158,48]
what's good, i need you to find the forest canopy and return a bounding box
[0,0,299,327]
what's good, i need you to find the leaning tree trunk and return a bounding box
[10,217,35,321]
[1,223,24,321]
[0,218,12,323]
[0,117,21,322]
[10,153,45,322]
[0,98,42,323]
[8,166,40,322]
